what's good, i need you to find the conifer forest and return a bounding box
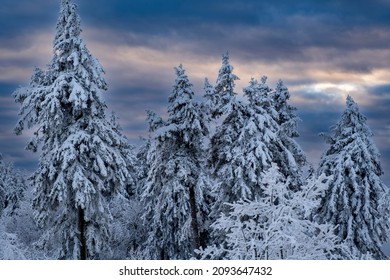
[1,0,390,260]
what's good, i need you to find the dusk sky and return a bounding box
[1,0,390,185]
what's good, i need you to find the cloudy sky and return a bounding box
[1,0,390,185]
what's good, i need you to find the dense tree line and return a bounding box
[1,0,389,260]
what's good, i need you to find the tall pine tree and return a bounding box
[141,65,210,259]
[316,96,390,259]
[13,0,135,259]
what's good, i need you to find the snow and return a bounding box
[11,0,136,260]
[5,0,390,261]
[140,65,210,260]
[316,96,390,259]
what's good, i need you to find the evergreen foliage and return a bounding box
[272,80,306,189]
[0,158,42,260]
[198,164,342,260]
[141,65,210,259]
[13,0,135,259]
[0,155,26,216]
[6,1,390,260]
[210,53,239,118]
[208,77,304,217]
[316,96,390,259]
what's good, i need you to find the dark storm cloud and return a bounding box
[104,86,170,140]
[0,84,24,138]
[0,0,57,37]
[76,0,390,65]
[4,0,387,75]
[296,108,342,138]
[368,84,390,97]
[77,0,261,31]
[0,88,22,143]
[363,85,390,127]
[3,0,390,56]
[78,0,390,32]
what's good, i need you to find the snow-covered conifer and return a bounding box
[141,65,210,259]
[209,78,287,215]
[201,78,215,120]
[0,159,43,259]
[0,155,26,217]
[316,96,390,259]
[272,79,306,188]
[209,100,260,210]
[255,76,304,190]
[211,53,239,118]
[198,164,342,260]
[13,0,136,259]
[135,110,166,197]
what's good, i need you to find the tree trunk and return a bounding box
[78,207,87,260]
[189,185,201,255]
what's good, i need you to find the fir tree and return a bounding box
[316,96,390,259]
[198,164,342,260]
[208,98,252,215]
[0,157,43,260]
[135,111,165,197]
[211,52,239,118]
[209,77,288,215]
[201,78,215,121]
[272,79,306,189]
[0,155,26,217]
[252,76,305,191]
[13,0,135,259]
[141,65,210,259]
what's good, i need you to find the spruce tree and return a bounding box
[13,0,135,259]
[141,65,210,259]
[210,52,239,118]
[208,98,255,214]
[272,79,306,189]
[0,155,26,217]
[209,77,288,215]
[201,78,215,120]
[316,96,390,259]
[198,164,342,260]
